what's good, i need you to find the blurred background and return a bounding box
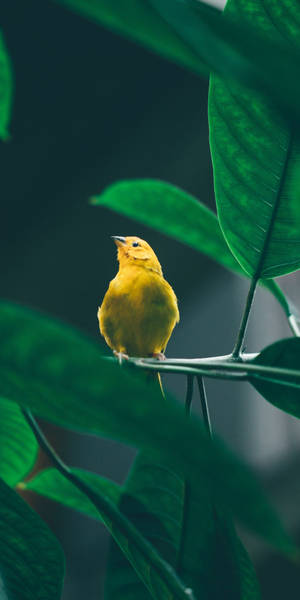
[1,0,300,597]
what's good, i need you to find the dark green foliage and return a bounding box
[24,467,121,522]
[24,466,192,600]
[0,477,64,599]
[0,397,38,486]
[150,0,300,122]
[0,301,293,554]
[209,0,300,279]
[24,456,261,600]
[53,0,205,74]
[105,451,261,600]
[251,338,300,418]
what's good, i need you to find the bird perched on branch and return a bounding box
[98,236,179,363]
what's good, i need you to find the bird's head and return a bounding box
[111,236,162,275]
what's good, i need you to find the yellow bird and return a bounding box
[98,236,179,361]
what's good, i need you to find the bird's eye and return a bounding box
[132,241,139,247]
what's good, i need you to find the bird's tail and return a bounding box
[145,371,165,399]
[157,373,165,400]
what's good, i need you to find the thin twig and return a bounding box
[131,362,248,380]
[197,377,213,439]
[21,409,196,600]
[288,315,300,337]
[232,277,258,359]
[176,376,194,575]
[185,375,194,416]
[128,357,300,385]
[103,352,258,366]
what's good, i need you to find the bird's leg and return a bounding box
[152,352,166,361]
[113,350,129,364]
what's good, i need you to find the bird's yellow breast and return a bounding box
[98,265,179,357]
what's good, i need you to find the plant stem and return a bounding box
[21,409,196,600]
[133,358,300,383]
[197,377,212,439]
[232,277,258,359]
[288,315,300,337]
[132,362,248,380]
[185,375,194,416]
[176,376,194,574]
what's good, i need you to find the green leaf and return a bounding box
[106,451,261,600]
[24,467,121,522]
[53,0,205,75]
[24,467,191,600]
[0,476,64,599]
[0,31,13,141]
[91,179,294,320]
[208,0,300,279]
[250,338,300,419]
[0,396,38,487]
[25,460,260,600]
[92,179,245,274]
[149,0,300,124]
[222,523,261,600]
[0,301,294,554]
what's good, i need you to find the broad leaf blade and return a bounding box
[24,467,190,600]
[0,31,12,141]
[106,454,183,600]
[91,179,294,319]
[0,477,64,599]
[250,338,300,419]
[91,179,245,274]
[23,467,121,522]
[106,451,261,600]
[0,301,294,553]
[0,397,38,487]
[208,0,300,279]
[53,0,204,75]
[149,0,300,124]
[25,462,260,600]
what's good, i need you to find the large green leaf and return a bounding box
[149,0,300,123]
[24,460,260,600]
[250,338,300,419]
[53,0,300,124]
[53,0,204,75]
[23,467,120,521]
[0,396,38,486]
[208,0,300,279]
[0,31,12,141]
[0,302,294,555]
[0,477,64,600]
[91,179,293,320]
[24,467,192,600]
[106,451,261,600]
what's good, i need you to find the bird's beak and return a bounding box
[111,235,126,247]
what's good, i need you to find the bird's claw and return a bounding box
[152,352,166,361]
[113,350,129,365]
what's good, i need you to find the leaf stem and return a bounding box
[21,409,196,600]
[232,277,258,359]
[288,315,300,337]
[137,358,300,380]
[185,375,194,416]
[197,377,212,438]
[176,376,194,575]
[132,362,248,380]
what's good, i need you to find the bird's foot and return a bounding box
[113,350,129,365]
[152,352,166,361]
